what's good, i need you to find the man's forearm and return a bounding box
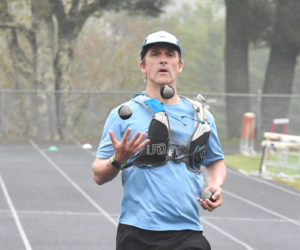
[205,159,226,187]
[92,157,119,185]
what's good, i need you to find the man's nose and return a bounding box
[159,54,168,64]
[160,57,168,65]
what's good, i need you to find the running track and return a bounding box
[1,141,299,250]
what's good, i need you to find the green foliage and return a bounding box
[34,0,52,18]
[122,0,170,17]
[247,0,276,46]
[72,2,226,93]
[174,2,225,92]
[272,0,300,47]
[0,2,5,12]
[92,9,103,19]
[101,0,170,17]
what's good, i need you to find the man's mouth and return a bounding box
[158,68,168,73]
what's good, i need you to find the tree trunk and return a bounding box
[225,0,250,138]
[54,38,74,139]
[31,0,58,139]
[0,0,36,136]
[262,45,298,133]
[261,0,300,133]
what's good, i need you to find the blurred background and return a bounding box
[0,0,299,141]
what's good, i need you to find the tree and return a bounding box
[224,0,250,138]
[261,0,300,132]
[224,0,277,138]
[0,0,169,139]
[72,2,225,93]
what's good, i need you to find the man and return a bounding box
[92,31,226,250]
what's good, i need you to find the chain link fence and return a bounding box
[0,89,299,141]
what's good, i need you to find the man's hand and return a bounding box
[197,185,223,212]
[109,128,150,163]
[197,160,226,212]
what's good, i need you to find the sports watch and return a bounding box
[110,155,128,170]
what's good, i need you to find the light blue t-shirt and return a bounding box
[97,96,224,231]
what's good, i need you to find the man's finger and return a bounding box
[129,131,141,145]
[137,138,150,151]
[133,132,147,145]
[109,130,118,145]
[121,129,131,144]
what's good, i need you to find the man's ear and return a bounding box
[178,59,184,73]
[140,60,146,73]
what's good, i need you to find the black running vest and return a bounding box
[125,95,210,174]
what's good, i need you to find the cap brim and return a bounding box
[142,42,181,56]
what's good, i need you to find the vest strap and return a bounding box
[123,93,210,174]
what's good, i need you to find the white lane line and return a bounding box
[77,143,254,249]
[0,209,119,217]
[1,209,288,223]
[202,217,254,250]
[29,140,118,228]
[0,175,32,250]
[224,189,300,227]
[227,168,300,197]
[203,216,286,223]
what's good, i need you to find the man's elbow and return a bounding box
[92,158,118,185]
[93,174,106,185]
[92,163,106,185]
[92,164,114,185]
[93,173,115,185]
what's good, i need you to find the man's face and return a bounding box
[140,44,184,86]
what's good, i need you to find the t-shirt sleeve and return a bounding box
[96,108,122,159]
[202,110,224,166]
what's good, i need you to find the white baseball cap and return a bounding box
[141,31,181,57]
